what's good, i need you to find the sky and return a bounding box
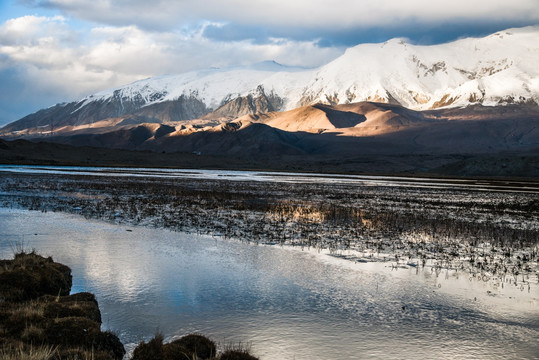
[0,0,538,127]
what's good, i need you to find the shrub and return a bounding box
[219,349,259,360]
[20,324,45,344]
[0,252,125,360]
[132,333,164,360]
[46,316,100,346]
[42,293,101,323]
[56,347,118,360]
[92,331,126,360]
[164,334,216,360]
[0,252,72,302]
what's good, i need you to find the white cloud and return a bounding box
[35,0,539,30]
[0,14,341,124]
[0,15,72,45]
[0,15,341,89]
[1,0,537,125]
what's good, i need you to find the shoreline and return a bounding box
[2,162,539,185]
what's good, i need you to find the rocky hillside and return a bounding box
[13,102,534,159]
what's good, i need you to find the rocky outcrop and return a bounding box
[134,95,209,122]
[207,86,283,119]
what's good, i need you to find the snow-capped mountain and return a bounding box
[300,26,539,109]
[1,26,538,135]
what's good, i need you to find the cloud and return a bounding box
[27,0,539,32]
[0,14,341,125]
[0,15,339,87]
[1,0,537,126]
[21,1,539,49]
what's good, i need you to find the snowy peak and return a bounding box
[80,25,539,113]
[1,26,538,136]
[301,26,539,109]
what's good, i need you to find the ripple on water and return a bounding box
[0,208,537,360]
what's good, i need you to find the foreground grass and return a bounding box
[0,251,258,360]
[0,344,57,360]
[132,333,259,360]
[0,251,125,359]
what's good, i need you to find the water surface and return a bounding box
[0,208,537,359]
[1,164,537,193]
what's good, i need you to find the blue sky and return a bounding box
[0,0,538,127]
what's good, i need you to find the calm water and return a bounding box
[1,208,537,359]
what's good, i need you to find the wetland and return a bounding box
[0,165,537,359]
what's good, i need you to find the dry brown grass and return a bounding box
[0,344,57,360]
[132,333,259,360]
[0,252,125,360]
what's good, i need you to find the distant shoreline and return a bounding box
[1,164,539,194]
[1,138,538,180]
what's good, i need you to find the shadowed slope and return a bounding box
[239,101,430,136]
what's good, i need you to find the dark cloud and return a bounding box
[202,24,269,44]
[20,0,539,38]
[203,19,539,48]
[0,67,62,126]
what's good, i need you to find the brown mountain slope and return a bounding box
[1,102,538,166]
[238,101,431,135]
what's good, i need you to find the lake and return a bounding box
[0,208,537,359]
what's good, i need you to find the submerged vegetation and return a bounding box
[0,172,537,290]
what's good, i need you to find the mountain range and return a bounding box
[0,26,538,176]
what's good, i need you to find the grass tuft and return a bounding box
[164,333,216,360]
[131,333,257,360]
[218,349,259,360]
[132,332,164,360]
[0,252,125,360]
[0,252,72,302]
[0,344,57,360]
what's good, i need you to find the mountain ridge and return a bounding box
[1,26,538,136]
[12,102,536,158]
[0,26,538,178]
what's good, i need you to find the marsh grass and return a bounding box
[217,341,257,360]
[9,239,31,256]
[132,333,257,360]
[0,344,57,360]
[0,252,125,360]
[0,251,72,302]
[2,172,536,284]
[218,350,259,360]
